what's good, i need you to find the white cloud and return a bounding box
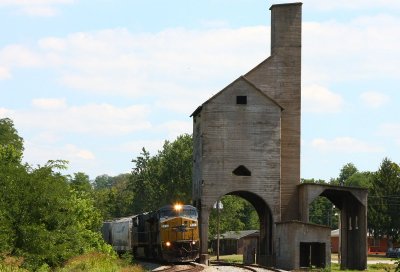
[0,0,73,4]
[380,123,400,146]
[2,13,397,104]
[23,141,95,176]
[360,91,389,109]
[21,5,57,16]
[32,98,67,110]
[1,27,268,99]
[0,66,11,80]
[120,139,165,155]
[0,45,42,68]
[0,107,13,117]
[311,137,384,153]
[117,121,192,155]
[72,146,95,160]
[32,131,61,144]
[303,15,400,84]
[302,84,344,113]
[38,37,67,51]
[270,0,400,11]
[1,14,398,100]
[6,102,152,136]
[158,120,192,139]
[0,0,74,17]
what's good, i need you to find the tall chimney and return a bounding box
[270,3,302,55]
[246,2,302,221]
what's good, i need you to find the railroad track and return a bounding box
[210,261,273,271]
[155,262,203,272]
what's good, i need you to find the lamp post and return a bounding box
[213,200,223,261]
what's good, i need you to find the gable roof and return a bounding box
[190,75,283,117]
[213,230,259,240]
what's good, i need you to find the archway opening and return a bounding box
[309,196,339,229]
[207,191,273,266]
[308,195,339,266]
[301,183,368,270]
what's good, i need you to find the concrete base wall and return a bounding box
[275,221,331,270]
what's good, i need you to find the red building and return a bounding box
[331,229,399,254]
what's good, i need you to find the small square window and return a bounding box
[236,96,247,105]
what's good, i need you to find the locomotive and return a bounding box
[101,204,199,262]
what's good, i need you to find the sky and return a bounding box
[0,0,399,182]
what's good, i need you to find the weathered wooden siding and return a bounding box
[192,114,202,203]
[245,3,302,221]
[192,3,302,265]
[194,77,282,220]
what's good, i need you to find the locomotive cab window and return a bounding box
[159,205,198,219]
[236,95,247,105]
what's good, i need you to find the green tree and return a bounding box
[241,200,259,230]
[157,134,193,204]
[94,174,134,219]
[368,158,400,243]
[309,197,338,228]
[330,163,371,188]
[0,118,24,156]
[301,179,339,228]
[129,134,193,214]
[69,172,93,193]
[93,174,114,190]
[0,118,25,253]
[129,147,159,213]
[345,172,372,188]
[331,163,358,186]
[0,118,112,270]
[209,196,246,239]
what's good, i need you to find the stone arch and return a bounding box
[298,184,368,270]
[197,190,275,266]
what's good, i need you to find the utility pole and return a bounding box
[217,200,220,261]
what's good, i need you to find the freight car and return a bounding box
[101,216,134,254]
[101,204,199,262]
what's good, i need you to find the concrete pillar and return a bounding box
[199,205,210,264]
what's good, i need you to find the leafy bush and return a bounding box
[56,252,143,272]
[0,118,114,270]
[0,255,28,272]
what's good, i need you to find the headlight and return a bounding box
[174,204,183,211]
[190,223,197,227]
[161,224,169,228]
[165,241,171,247]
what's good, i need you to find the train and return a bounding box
[101,204,200,262]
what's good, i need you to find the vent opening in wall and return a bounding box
[233,165,251,176]
[236,96,247,105]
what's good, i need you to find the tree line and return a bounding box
[0,118,113,271]
[304,160,400,245]
[1,117,400,269]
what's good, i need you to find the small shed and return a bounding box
[211,230,259,255]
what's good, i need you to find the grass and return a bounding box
[0,256,29,272]
[209,254,243,264]
[329,262,396,272]
[56,252,144,272]
[332,253,394,261]
[0,252,146,272]
[210,254,399,271]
